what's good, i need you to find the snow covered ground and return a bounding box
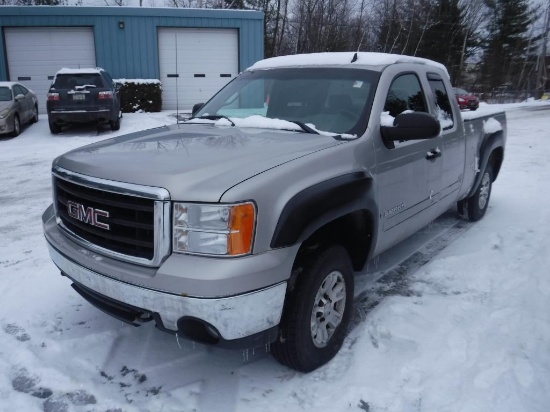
[1,102,549,412]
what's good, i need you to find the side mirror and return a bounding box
[192,103,205,116]
[381,112,441,142]
[15,94,25,102]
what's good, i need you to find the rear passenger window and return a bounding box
[384,73,427,117]
[427,74,454,130]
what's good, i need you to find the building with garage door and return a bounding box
[0,6,263,113]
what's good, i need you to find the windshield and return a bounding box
[0,86,12,101]
[194,68,379,135]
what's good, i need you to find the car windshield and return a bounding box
[454,88,469,95]
[193,68,379,135]
[0,86,12,101]
[52,73,104,89]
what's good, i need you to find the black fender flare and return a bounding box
[467,130,505,198]
[270,172,378,252]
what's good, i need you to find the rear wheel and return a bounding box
[459,164,493,221]
[11,115,20,137]
[110,118,120,130]
[31,105,39,123]
[272,245,354,372]
[49,121,61,134]
[110,116,120,131]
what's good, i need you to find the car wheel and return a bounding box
[459,164,493,222]
[49,121,61,134]
[470,108,478,111]
[110,116,120,131]
[271,245,354,372]
[11,115,20,137]
[31,105,39,123]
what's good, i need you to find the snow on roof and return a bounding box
[248,52,449,76]
[56,67,103,75]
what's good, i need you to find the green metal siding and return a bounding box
[0,6,264,81]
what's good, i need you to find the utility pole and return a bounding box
[536,4,550,94]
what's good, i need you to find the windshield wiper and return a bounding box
[286,120,319,134]
[191,115,235,126]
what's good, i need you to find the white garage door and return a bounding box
[158,28,239,111]
[5,27,96,114]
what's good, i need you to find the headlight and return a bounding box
[0,109,10,119]
[173,202,256,256]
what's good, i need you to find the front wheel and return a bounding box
[11,115,20,137]
[272,245,354,372]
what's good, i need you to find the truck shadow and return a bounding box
[352,210,473,328]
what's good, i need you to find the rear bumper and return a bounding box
[48,108,116,124]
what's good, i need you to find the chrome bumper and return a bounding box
[47,244,287,340]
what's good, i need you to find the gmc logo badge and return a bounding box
[67,201,110,230]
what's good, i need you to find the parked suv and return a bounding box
[47,68,121,134]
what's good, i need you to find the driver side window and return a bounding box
[383,73,429,149]
[384,73,427,117]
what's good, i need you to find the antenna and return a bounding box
[357,29,366,52]
[175,33,180,124]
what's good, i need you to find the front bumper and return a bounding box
[47,244,286,342]
[0,112,14,134]
[42,204,290,345]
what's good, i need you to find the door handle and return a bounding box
[426,148,441,161]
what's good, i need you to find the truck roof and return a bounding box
[247,52,449,77]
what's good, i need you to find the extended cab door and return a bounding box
[373,68,444,254]
[425,73,465,210]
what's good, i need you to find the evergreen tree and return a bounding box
[479,0,537,92]
[416,0,474,84]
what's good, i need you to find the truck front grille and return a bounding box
[52,168,171,266]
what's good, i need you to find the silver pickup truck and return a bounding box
[42,52,506,372]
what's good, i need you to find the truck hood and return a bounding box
[54,123,343,201]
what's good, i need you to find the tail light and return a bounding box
[47,93,60,101]
[98,91,113,100]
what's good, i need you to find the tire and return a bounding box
[11,115,20,137]
[460,164,493,222]
[110,116,120,131]
[49,121,61,134]
[272,245,354,372]
[31,105,39,123]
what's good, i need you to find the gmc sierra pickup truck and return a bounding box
[42,52,506,372]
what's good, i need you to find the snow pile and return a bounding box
[380,111,395,126]
[114,79,162,85]
[483,117,503,134]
